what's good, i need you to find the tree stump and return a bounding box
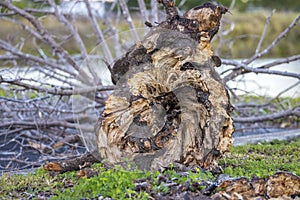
[95,1,234,170]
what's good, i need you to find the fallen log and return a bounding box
[44,153,98,173]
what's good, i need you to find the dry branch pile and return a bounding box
[95,1,234,170]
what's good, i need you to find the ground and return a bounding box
[1,138,299,199]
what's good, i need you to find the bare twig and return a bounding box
[138,0,149,24]
[233,81,300,109]
[222,59,300,82]
[223,13,300,82]
[0,39,76,76]
[247,12,300,64]
[257,54,300,69]
[1,16,44,41]
[221,55,300,76]
[47,0,100,82]
[0,76,114,96]
[0,120,77,130]
[233,107,300,123]
[119,0,140,41]
[84,0,113,63]
[0,1,91,81]
[150,0,159,23]
[255,10,275,54]
[48,0,88,59]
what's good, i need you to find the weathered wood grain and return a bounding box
[96,1,234,170]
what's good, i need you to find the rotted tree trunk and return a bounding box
[95,1,234,170]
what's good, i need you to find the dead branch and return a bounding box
[48,0,88,60]
[0,76,114,96]
[138,0,149,25]
[221,54,300,77]
[1,16,44,41]
[257,54,300,69]
[234,107,300,123]
[247,12,300,64]
[119,0,140,41]
[255,10,275,54]
[221,59,300,80]
[223,13,300,82]
[0,1,89,80]
[44,152,99,173]
[0,39,76,76]
[84,0,113,63]
[150,0,159,23]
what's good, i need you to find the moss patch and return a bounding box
[220,139,300,178]
[1,138,299,199]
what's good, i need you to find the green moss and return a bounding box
[219,138,300,178]
[1,139,299,199]
[0,168,62,199]
[53,165,149,200]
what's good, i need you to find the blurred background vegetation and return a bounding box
[167,0,300,12]
[11,0,300,11]
[2,0,299,59]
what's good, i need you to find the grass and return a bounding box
[1,138,299,199]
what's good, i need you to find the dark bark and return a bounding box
[44,153,99,173]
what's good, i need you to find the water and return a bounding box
[48,1,107,18]
[218,59,300,97]
[4,58,298,97]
